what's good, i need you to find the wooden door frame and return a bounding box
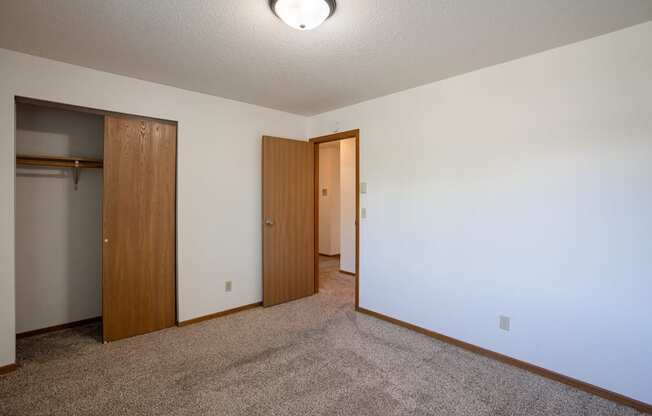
[310,129,360,310]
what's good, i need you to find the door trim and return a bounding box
[309,129,360,310]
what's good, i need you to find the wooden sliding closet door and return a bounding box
[262,136,314,307]
[103,116,177,342]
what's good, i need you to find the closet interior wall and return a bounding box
[15,103,103,334]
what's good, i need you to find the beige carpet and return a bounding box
[0,256,643,415]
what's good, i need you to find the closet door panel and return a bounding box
[103,116,176,342]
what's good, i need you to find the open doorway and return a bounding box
[14,100,105,347]
[311,130,359,309]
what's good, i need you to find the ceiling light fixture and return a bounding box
[269,0,336,31]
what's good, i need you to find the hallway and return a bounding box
[318,255,355,303]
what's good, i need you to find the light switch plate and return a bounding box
[361,207,367,219]
[499,316,510,331]
[360,182,367,194]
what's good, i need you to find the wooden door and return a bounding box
[103,115,177,342]
[262,136,314,306]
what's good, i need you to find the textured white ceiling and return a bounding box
[1,1,651,115]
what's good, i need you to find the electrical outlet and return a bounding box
[361,207,367,219]
[360,182,367,194]
[225,281,232,292]
[499,316,510,331]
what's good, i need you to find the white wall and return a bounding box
[339,138,356,273]
[2,22,650,406]
[318,143,340,256]
[15,103,103,333]
[308,22,652,404]
[0,48,307,367]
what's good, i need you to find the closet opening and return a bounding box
[15,101,105,343]
[311,130,359,309]
[13,96,178,357]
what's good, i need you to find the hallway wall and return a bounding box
[339,138,356,273]
[318,142,340,256]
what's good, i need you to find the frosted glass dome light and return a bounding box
[270,0,336,31]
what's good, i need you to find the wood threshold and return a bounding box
[357,307,652,415]
[339,270,355,276]
[178,302,262,327]
[318,253,340,258]
[16,317,102,339]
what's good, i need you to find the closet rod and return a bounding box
[16,154,103,190]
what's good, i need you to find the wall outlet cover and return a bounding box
[225,281,232,292]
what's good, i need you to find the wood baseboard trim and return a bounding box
[357,307,651,414]
[339,269,355,276]
[0,363,18,375]
[16,317,102,339]
[318,253,340,258]
[178,302,262,327]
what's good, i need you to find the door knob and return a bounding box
[265,218,274,226]
[104,238,109,243]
